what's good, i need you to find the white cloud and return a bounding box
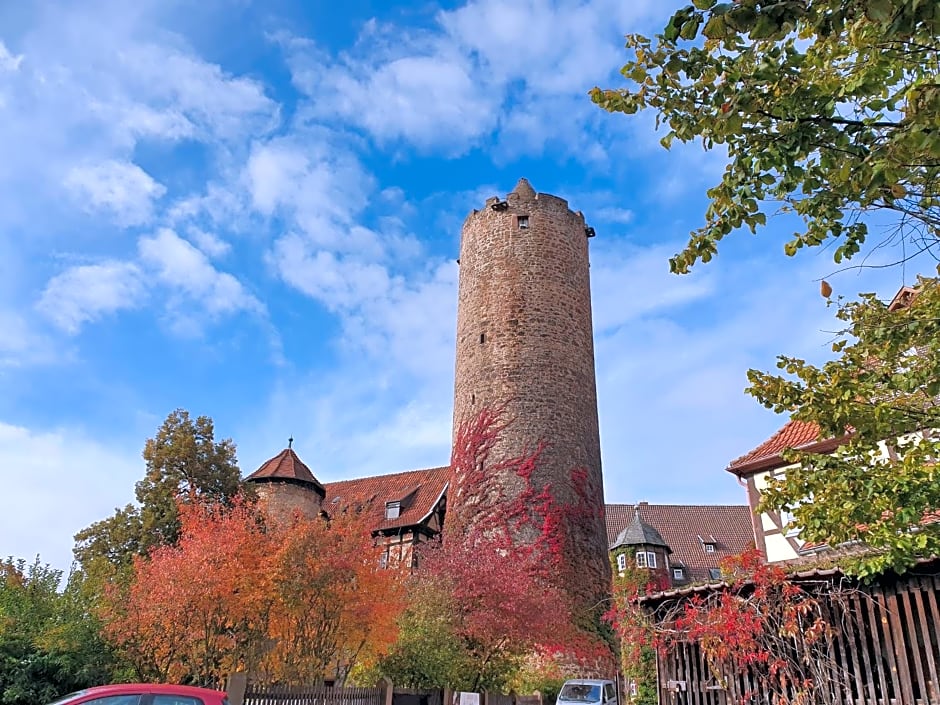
[281,0,657,157]
[270,234,392,311]
[590,240,716,333]
[0,3,280,239]
[595,207,635,225]
[187,227,231,258]
[244,135,375,246]
[0,40,24,72]
[0,420,139,573]
[37,261,146,334]
[138,227,264,320]
[64,160,166,226]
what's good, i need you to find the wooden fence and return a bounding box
[243,684,384,705]
[652,568,940,704]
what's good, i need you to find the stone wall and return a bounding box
[253,481,323,525]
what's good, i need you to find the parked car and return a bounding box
[45,683,229,705]
[556,679,617,705]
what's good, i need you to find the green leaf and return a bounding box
[679,16,703,40]
[866,0,894,22]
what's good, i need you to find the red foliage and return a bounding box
[101,496,402,686]
[441,406,615,677]
[654,548,836,702]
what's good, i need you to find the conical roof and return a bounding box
[511,177,536,199]
[245,447,326,497]
[610,509,671,552]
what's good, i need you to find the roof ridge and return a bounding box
[324,465,449,488]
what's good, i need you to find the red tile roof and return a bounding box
[605,504,754,583]
[726,420,851,476]
[246,448,326,495]
[323,466,449,534]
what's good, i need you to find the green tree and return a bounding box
[74,409,242,569]
[0,558,116,705]
[135,409,241,553]
[592,0,939,273]
[592,0,940,576]
[379,580,473,690]
[751,278,940,576]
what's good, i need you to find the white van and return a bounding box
[556,680,618,705]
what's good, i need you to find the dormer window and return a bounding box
[673,567,684,580]
[385,501,401,520]
[698,535,717,554]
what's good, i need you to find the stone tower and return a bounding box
[244,447,325,524]
[451,177,611,608]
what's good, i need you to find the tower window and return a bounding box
[616,553,626,572]
[480,333,485,344]
[517,215,529,229]
[635,551,656,569]
[471,393,476,405]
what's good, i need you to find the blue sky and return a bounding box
[0,0,914,573]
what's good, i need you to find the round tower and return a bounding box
[244,446,325,525]
[451,177,611,608]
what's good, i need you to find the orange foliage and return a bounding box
[101,497,402,686]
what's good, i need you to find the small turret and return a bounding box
[245,444,325,523]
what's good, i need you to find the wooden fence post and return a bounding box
[226,673,248,705]
[380,676,394,705]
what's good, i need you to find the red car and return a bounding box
[47,683,229,705]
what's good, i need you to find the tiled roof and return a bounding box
[605,504,754,583]
[726,420,850,476]
[323,466,449,534]
[246,448,326,496]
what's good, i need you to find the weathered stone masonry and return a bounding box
[451,177,612,606]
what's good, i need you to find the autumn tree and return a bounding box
[74,409,242,571]
[260,510,403,685]
[593,1,940,576]
[100,499,268,685]
[101,498,401,687]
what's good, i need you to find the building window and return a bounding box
[517,215,529,229]
[385,501,400,520]
[378,552,389,569]
[673,567,684,580]
[636,551,656,569]
[709,568,722,580]
[704,542,716,553]
[616,553,627,572]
